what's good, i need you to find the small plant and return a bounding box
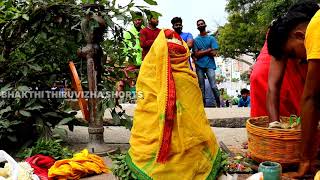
[218,150,230,175]
[109,151,137,180]
[17,138,73,160]
[289,115,301,126]
[219,150,254,174]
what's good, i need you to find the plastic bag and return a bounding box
[218,173,238,180]
[247,172,263,180]
[0,150,39,180]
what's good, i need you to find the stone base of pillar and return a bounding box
[87,127,115,156]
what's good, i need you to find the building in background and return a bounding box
[215,55,253,97]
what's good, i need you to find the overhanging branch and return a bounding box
[234,57,253,66]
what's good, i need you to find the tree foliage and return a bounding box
[217,0,304,59]
[0,0,159,154]
[240,70,250,84]
[0,0,84,153]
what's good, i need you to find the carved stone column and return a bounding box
[77,4,110,156]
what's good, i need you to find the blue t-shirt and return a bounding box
[238,96,250,107]
[193,35,219,69]
[180,32,193,43]
[179,32,194,70]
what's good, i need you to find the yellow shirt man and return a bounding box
[305,10,320,60]
[303,9,320,180]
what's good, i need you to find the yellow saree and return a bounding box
[315,171,320,180]
[126,29,221,180]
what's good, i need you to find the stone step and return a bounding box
[74,104,250,128]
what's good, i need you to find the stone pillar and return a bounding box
[77,4,110,156]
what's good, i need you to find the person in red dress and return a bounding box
[250,37,307,118]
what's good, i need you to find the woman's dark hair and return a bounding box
[288,0,319,18]
[267,0,319,59]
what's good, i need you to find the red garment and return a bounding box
[250,40,307,117]
[26,154,55,180]
[140,27,161,60]
[157,29,186,163]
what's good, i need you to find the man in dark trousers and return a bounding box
[193,19,220,107]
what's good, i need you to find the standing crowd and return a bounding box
[120,12,225,108]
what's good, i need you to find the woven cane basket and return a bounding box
[246,116,303,165]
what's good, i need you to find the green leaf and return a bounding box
[131,173,137,179]
[40,32,47,39]
[26,99,36,107]
[143,0,157,5]
[19,110,31,117]
[107,100,116,109]
[22,14,29,21]
[71,22,81,31]
[58,117,73,125]
[0,106,12,115]
[22,66,28,76]
[28,64,42,71]
[0,120,10,128]
[54,139,63,143]
[43,112,62,118]
[0,100,5,108]
[289,115,296,126]
[296,117,301,125]
[0,84,12,92]
[105,16,115,28]
[150,10,162,18]
[26,105,44,110]
[7,135,17,142]
[111,109,121,125]
[115,15,125,21]
[0,55,4,62]
[17,86,30,92]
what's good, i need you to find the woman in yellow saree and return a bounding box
[126,29,222,180]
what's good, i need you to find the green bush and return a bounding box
[0,0,159,154]
[109,152,138,180]
[17,138,73,160]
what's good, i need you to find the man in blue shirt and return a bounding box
[193,19,220,107]
[171,17,193,48]
[238,88,250,107]
[171,17,194,70]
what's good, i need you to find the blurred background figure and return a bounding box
[238,88,250,107]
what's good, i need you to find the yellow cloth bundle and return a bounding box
[48,149,110,180]
[126,29,221,179]
[315,171,320,180]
